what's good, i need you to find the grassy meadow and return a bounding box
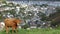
[0,28,60,34]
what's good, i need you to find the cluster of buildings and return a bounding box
[0,1,59,29]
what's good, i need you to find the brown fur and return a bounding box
[4,18,22,34]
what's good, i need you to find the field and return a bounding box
[0,28,60,34]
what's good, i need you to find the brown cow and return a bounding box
[4,18,22,34]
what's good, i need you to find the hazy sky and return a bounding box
[9,0,60,1]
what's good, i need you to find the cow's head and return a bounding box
[14,19,22,25]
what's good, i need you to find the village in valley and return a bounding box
[0,0,60,34]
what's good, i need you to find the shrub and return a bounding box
[21,24,29,29]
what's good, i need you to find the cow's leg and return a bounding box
[12,27,15,34]
[5,26,9,34]
[13,26,18,34]
[15,26,18,32]
[16,28,18,32]
[15,27,18,34]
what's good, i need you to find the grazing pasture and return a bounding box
[0,28,60,34]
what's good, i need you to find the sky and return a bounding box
[7,0,60,1]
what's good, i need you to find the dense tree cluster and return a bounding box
[49,7,60,28]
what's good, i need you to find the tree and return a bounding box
[0,0,6,1]
[49,7,60,27]
[0,13,3,21]
[7,3,15,7]
[37,11,48,21]
[40,4,48,7]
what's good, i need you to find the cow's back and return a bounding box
[4,18,16,27]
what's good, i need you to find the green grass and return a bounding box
[0,28,60,34]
